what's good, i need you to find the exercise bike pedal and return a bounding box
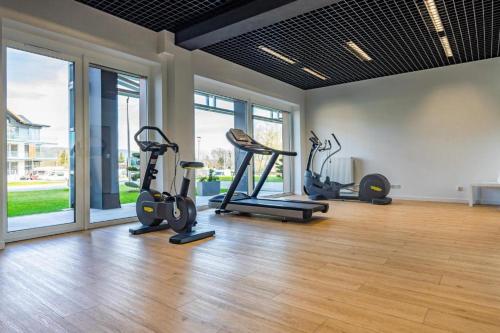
[129,222,170,235]
[215,209,231,214]
[169,229,215,244]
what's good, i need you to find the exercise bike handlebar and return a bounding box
[134,126,179,153]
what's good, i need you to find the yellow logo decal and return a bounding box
[143,207,154,213]
[370,186,382,192]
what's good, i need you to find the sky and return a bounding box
[194,109,234,158]
[7,48,71,146]
[7,47,140,151]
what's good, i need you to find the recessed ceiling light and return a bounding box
[302,67,329,80]
[424,0,444,32]
[345,41,373,61]
[258,46,296,64]
[439,36,453,57]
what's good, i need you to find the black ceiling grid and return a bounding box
[203,0,500,89]
[75,0,500,89]
[75,0,239,32]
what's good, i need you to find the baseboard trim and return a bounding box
[391,195,469,204]
[475,199,500,206]
[299,191,494,205]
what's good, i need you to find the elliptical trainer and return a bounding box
[304,131,392,205]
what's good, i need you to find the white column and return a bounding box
[157,32,196,198]
[0,19,6,249]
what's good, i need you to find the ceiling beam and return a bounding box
[175,0,342,50]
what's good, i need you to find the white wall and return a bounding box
[306,58,500,203]
[192,51,304,107]
[0,0,159,61]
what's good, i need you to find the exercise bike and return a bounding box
[129,126,215,244]
[304,130,392,205]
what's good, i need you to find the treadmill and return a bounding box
[209,129,329,222]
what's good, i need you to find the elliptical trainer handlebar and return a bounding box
[330,132,341,150]
[318,139,332,152]
[309,131,319,145]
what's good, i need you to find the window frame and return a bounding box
[83,55,152,229]
[0,25,156,243]
[251,103,293,196]
[2,39,85,242]
[193,91,294,206]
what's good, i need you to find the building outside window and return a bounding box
[7,162,18,176]
[6,110,57,181]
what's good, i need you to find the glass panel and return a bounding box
[194,107,235,207]
[194,92,208,105]
[253,105,273,118]
[6,48,76,232]
[89,66,145,223]
[252,106,284,196]
[215,97,234,111]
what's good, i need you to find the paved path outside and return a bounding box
[8,184,68,192]
[8,203,137,232]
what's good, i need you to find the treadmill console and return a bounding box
[229,128,252,143]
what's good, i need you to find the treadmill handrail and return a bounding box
[214,128,330,219]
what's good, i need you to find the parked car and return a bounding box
[29,167,69,181]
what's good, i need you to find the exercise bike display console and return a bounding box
[129,126,215,244]
[209,129,329,222]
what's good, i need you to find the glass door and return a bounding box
[5,46,81,237]
[194,92,237,207]
[88,65,147,224]
[252,105,291,196]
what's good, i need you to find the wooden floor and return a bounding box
[1,200,500,333]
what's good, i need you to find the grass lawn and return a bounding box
[8,179,282,217]
[8,185,139,217]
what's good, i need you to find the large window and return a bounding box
[194,92,292,206]
[5,47,76,232]
[88,66,146,223]
[252,105,287,195]
[194,91,239,206]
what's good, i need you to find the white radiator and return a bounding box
[323,157,354,184]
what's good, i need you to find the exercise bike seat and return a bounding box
[180,161,204,169]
